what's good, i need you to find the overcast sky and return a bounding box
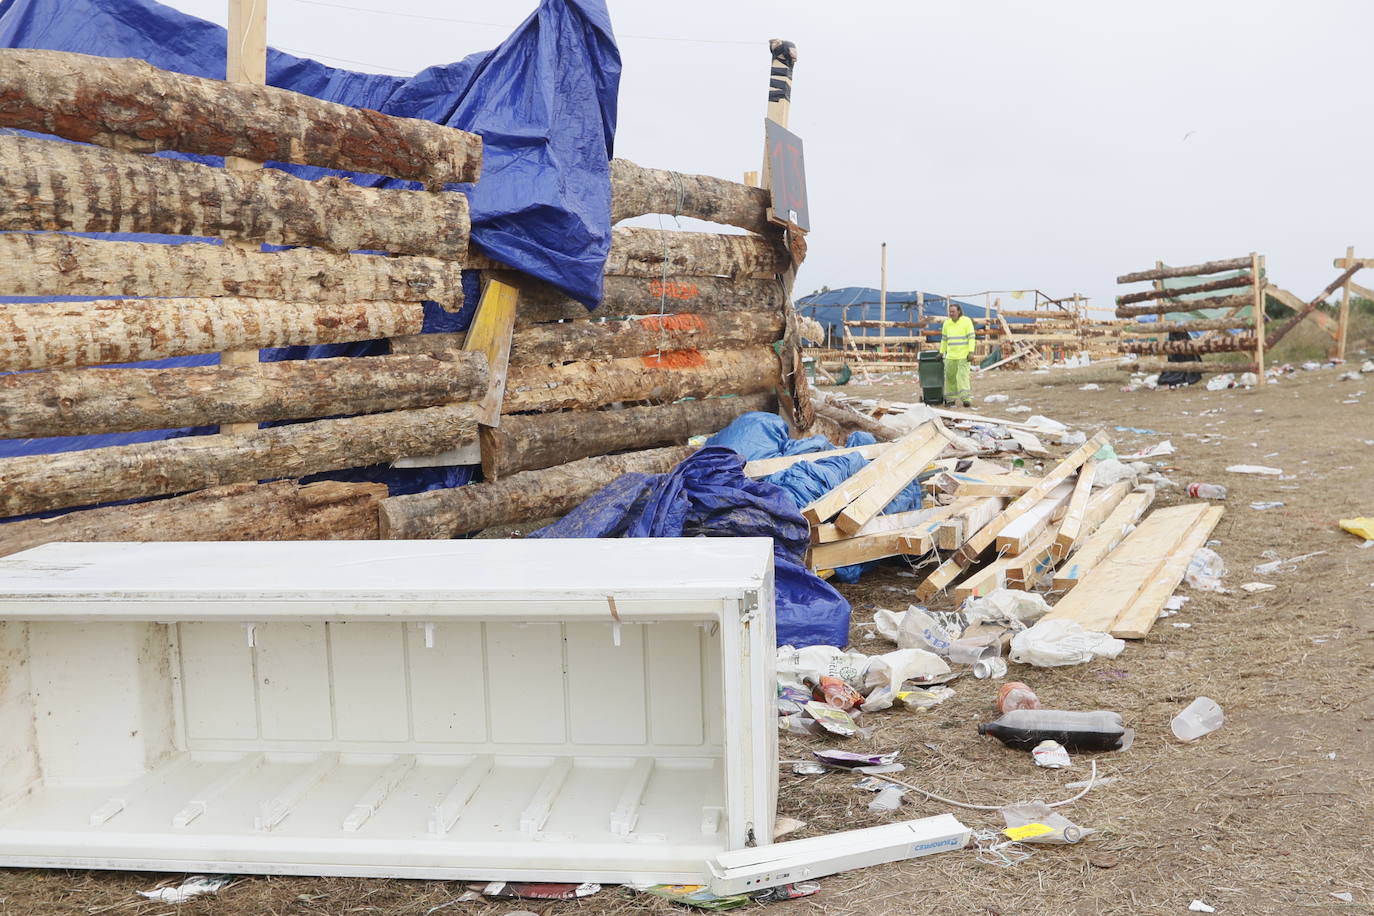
[164,0,1374,316]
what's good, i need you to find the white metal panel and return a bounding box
[177,623,257,740]
[646,622,704,746]
[406,622,486,743]
[255,624,332,741]
[485,623,566,745]
[329,623,408,743]
[565,623,646,746]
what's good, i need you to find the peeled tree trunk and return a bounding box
[0,233,462,307]
[0,404,478,518]
[602,227,788,279]
[502,346,780,413]
[396,311,785,369]
[611,158,771,233]
[0,352,488,438]
[481,393,775,478]
[0,134,470,259]
[0,49,481,184]
[0,297,426,372]
[510,273,784,326]
[0,480,387,559]
[380,445,695,539]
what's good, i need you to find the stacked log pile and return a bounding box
[0,49,809,553]
[1114,255,1268,378]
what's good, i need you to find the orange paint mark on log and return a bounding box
[637,313,707,332]
[640,348,707,369]
[648,279,700,301]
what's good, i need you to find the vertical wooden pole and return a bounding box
[1252,252,1266,385]
[221,0,268,435]
[1335,245,1354,360]
[916,290,924,352]
[879,242,888,352]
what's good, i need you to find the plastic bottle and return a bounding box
[977,709,1132,752]
[1171,696,1224,741]
[804,676,863,711]
[996,682,1041,713]
[1187,483,1228,499]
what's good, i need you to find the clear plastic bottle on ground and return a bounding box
[1187,483,1228,499]
[996,681,1041,713]
[804,676,862,711]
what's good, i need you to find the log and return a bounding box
[0,134,470,259]
[1118,359,1255,374]
[502,346,779,413]
[0,49,481,184]
[509,273,784,326]
[1264,264,1364,350]
[395,311,786,369]
[1118,335,1256,356]
[814,401,900,442]
[1116,257,1252,284]
[0,404,478,518]
[0,233,462,307]
[480,392,774,478]
[0,480,386,559]
[603,227,788,278]
[0,297,425,372]
[611,159,770,234]
[379,445,694,539]
[1118,317,1256,335]
[0,353,487,439]
[1115,273,1253,305]
[1113,294,1253,318]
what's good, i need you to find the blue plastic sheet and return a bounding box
[530,447,853,648]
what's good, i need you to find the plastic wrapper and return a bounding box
[1009,619,1125,667]
[1000,801,1093,845]
[1184,547,1228,592]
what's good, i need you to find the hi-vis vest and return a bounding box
[940,315,976,359]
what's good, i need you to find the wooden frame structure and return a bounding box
[0,39,812,552]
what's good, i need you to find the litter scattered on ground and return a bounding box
[1332,892,1355,902]
[1339,517,1374,541]
[1249,501,1284,510]
[1254,550,1327,574]
[1172,697,1225,742]
[1189,899,1217,913]
[1226,464,1283,475]
[896,685,956,710]
[1241,582,1276,593]
[1001,801,1091,844]
[138,875,236,903]
[979,709,1132,752]
[1114,426,1157,434]
[1032,740,1072,768]
[984,393,1009,403]
[472,882,601,901]
[1010,619,1125,668]
[1184,548,1227,592]
[997,681,1041,712]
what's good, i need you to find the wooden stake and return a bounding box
[1251,252,1265,387]
[1336,246,1355,359]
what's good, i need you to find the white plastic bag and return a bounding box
[873,606,958,654]
[1009,619,1125,667]
[1205,373,1235,391]
[863,648,951,694]
[961,588,1049,625]
[775,645,870,691]
[1184,547,1228,592]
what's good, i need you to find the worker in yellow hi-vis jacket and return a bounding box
[939,304,976,407]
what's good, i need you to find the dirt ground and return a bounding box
[2,358,1372,916]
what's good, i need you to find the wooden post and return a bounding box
[1335,245,1354,360]
[879,242,888,353]
[222,0,269,434]
[1252,252,1265,386]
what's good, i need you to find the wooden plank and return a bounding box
[0,49,482,185]
[808,516,946,569]
[1264,262,1363,351]
[799,423,939,525]
[951,474,1042,498]
[1051,460,1098,560]
[812,501,962,545]
[934,497,1007,551]
[1006,481,1130,587]
[929,406,1065,434]
[1252,253,1266,387]
[833,429,950,535]
[1051,486,1155,590]
[995,481,1074,555]
[465,279,520,428]
[1041,503,1209,631]
[915,432,1108,599]
[1110,506,1225,639]
[745,442,890,478]
[1003,526,1065,589]
[1335,246,1355,359]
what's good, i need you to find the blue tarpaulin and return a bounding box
[0,0,620,497]
[530,447,854,648]
[795,286,1030,342]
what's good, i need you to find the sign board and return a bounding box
[764,118,810,232]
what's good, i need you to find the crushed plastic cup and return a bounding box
[1171,697,1224,742]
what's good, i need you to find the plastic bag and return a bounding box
[1205,373,1235,391]
[873,606,958,654]
[775,645,870,691]
[960,589,1049,625]
[862,648,951,694]
[1184,548,1228,592]
[1009,619,1125,667]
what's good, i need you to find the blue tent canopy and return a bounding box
[794,286,1030,341]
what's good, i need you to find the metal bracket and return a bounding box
[740,590,760,622]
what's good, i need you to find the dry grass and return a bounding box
[2,363,1372,915]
